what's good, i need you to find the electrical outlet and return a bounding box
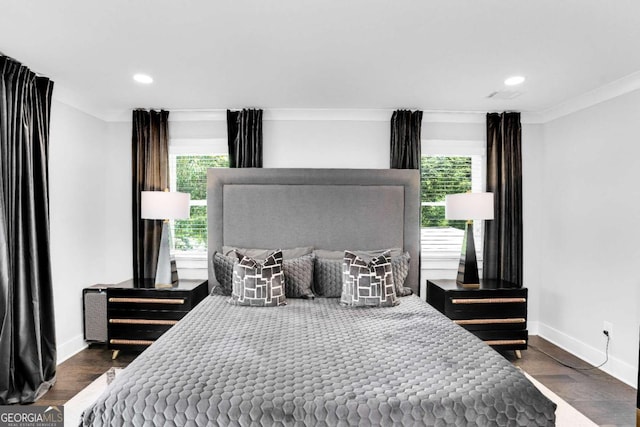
[603,321,613,337]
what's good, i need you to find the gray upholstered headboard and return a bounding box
[207,168,421,295]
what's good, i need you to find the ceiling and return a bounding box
[2,0,640,121]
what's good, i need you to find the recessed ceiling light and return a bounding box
[504,76,525,86]
[133,73,153,84]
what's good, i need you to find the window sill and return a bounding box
[173,252,207,270]
[173,252,207,259]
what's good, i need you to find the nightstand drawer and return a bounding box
[472,329,528,349]
[446,297,526,320]
[108,317,180,338]
[450,296,526,305]
[453,317,526,331]
[109,324,173,341]
[109,318,180,326]
[108,308,189,321]
[108,338,155,352]
[108,290,195,311]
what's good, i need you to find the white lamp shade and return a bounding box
[445,192,494,220]
[141,191,190,220]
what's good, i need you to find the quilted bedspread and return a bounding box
[81,295,555,426]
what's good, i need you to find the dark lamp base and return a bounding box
[456,222,480,287]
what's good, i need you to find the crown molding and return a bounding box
[534,70,640,123]
[52,71,640,124]
[166,108,489,123]
[168,110,226,122]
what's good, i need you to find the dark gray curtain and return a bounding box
[390,109,423,169]
[132,109,169,282]
[484,112,523,286]
[0,55,56,403]
[227,109,263,168]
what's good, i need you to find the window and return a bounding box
[421,140,486,267]
[421,156,472,230]
[169,138,228,257]
[171,155,228,253]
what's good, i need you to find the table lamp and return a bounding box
[141,190,190,287]
[445,192,494,288]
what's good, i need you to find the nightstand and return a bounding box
[426,278,528,357]
[89,278,208,358]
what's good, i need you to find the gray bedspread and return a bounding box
[81,295,555,426]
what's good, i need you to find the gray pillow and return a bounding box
[313,258,343,297]
[230,250,286,307]
[313,248,403,260]
[314,251,412,297]
[210,252,237,296]
[222,246,313,260]
[283,254,315,299]
[391,252,413,297]
[341,250,398,307]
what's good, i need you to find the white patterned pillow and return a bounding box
[230,250,286,307]
[341,250,398,307]
[315,251,411,298]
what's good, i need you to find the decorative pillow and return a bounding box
[222,246,314,261]
[210,252,238,296]
[314,250,412,297]
[313,258,344,297]
[341,250,398,307]
[313,248,403,260]
[283,254,315,299]
[230,250,286,307]
[391,252,413,297]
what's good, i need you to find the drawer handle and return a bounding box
[454,318,525,325]
[108,297,185,304]
[109,319,178,326]
[451,297,526,304]
[109,339,154,346]
[484,339,527,346]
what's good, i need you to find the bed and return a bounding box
[81,168,556,426]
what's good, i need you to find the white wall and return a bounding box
[533,90,640,386]
[104,121,133,279]
[264,120,389,168]
[49,100,131,362]
[522,123,546,333]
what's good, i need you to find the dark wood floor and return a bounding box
[506,336,637,427]
[37,336,637,426]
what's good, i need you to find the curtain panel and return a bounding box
[390,110,423,169]
[227,109,263,168]
[0,56,56,403]
[132,109,170,282]
[484,112,523,286]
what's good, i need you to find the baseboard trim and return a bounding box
[57,334,87,365]
[537,323,637,388]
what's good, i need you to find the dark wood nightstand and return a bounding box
[94,278,208,358]
[426,279,528,357]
